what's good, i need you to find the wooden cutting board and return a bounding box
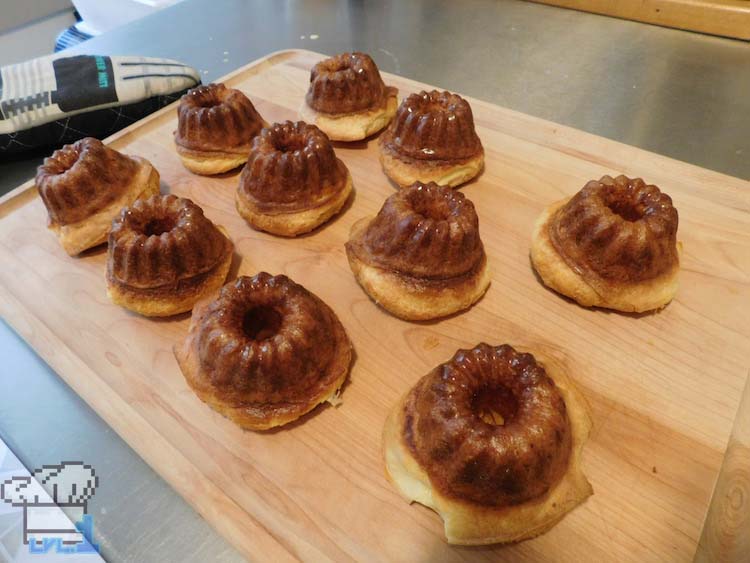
[1,49,749,562]
[528,0,750,40]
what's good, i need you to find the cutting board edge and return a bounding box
[0,287,300,563]
[0,48,748,561]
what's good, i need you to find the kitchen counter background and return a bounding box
[1,0,749,560]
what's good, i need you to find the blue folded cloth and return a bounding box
[55,24,94,52]
[0,54,200,156]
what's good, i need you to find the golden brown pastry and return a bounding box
[345,182,490,320]
[384,343,592,545]
[106,194,233,316]
[300,52,398,141]
[175,272,352,430]
[531,175,680,312]
[36,137,159,256]
[378,90,484,188]
[174,83,266,175]
[236,121,352,236]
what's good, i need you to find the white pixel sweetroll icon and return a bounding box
[0,461,98,545]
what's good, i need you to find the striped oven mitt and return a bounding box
[0,54,200,156]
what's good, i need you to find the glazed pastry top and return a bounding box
[175,83,264,152]
[238,121,348,212]
[306,52,389,115]
[108,194,231,289]
[188,273,347,406]
[347,182,485,280]
[549,175,679,286]
[402,343,572,507]
[380,90,483,162]
[37,137,140,225]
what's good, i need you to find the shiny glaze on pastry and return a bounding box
[548,175,678,292]
[175,83,264,153]
[306,52,389,114]
[380,90,483,163]
[37,138,140,226]
[238,121,348,213]
[402,343,572,507]
[347,182,484,280]
[108,194,231,290]
[177,273,352,429]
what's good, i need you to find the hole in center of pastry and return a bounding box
[423,100,449,113]
[327,57,353,73]
[194,92,222,108]
[50,147,82,174]
[142,217,176,236]
[273,133,305,153]
[606,198,643,222]
[242,306,283,341]
[472,384,519,426]
[411,195,452,221]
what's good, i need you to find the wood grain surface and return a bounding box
[696,371,750,562]
[528,0,750,40]
[1,50,749,562]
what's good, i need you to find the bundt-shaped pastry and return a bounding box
[383,343,592,545]
[174,83,266,175]
[300,52,398,141]
[345,182,490,320]
[378,90,484,188]
[236,121,352,236]
[106,194,233,316]
[175,272,352,430]
[531,174,681,312]
[36,137,159,256]
[307,52,388,114]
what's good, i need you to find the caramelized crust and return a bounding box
[108,194,231,290]
[176,273,353,429]
[379,90,483,162]
[37,138,140,226]
[548,175,679,293]
[347,182,484,280]
[403,344,572,507]
[384,344,592,544]
[306,52,388,115]
[175,83,264,153]
[346,182,489,319]
[238,121,349,213]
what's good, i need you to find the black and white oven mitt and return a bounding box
[0,54,201,156]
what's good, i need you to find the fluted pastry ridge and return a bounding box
[306,52,388,115]
[37,138,140,226]
[238,121,348,212]
[175,83,264,152]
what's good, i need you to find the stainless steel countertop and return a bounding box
[1,1,748,561]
